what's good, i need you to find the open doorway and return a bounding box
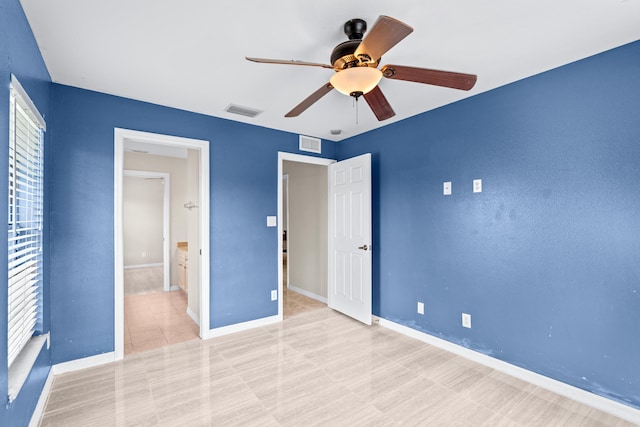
[114,128,210,360]
[123,171,170,293]
[277,153,335,319]
[278,152,373,324]
[121,164,196,355]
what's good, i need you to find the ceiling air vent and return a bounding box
[224,104,263,118]
[299,135,321,154]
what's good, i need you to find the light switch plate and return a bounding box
[417,302,424,315]
[443,181,452,196]
[266,216,277,227]
[271,290,277,301]
[473,179,482,193]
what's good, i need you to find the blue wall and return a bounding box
[0,0,52,425]
[48,84,336,363]
[3,0,640,421]
[337,40,640,409]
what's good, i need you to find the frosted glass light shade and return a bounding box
[330,67,383,96]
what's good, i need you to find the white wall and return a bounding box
[124,152,188,286]
[283,161,328,299]
[123,176,163,265]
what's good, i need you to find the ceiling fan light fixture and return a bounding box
[330,67,382,97]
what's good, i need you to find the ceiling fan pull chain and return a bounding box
[354,96,359,124]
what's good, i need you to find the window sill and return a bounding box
[8,334,49,403]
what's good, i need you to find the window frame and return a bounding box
[7,75,47,402]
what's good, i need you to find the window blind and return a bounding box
[8,77,45,369]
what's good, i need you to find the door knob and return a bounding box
[358,245,369,251]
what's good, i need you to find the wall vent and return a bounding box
[224,104,263,118]
[299,135,321,154]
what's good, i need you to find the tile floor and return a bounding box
[124,290,200,355]
[124,266,164,295]
[39,287,637,426]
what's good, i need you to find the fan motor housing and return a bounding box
[330,18,380,70]
[330,40,360,69]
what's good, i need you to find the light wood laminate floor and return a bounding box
[40,289,636,426]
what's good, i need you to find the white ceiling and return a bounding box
[20,0,640,142]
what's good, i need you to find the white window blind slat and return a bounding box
[8,299,37,333]
[8,293,38,354]
[8,251,39,271]
[8,279,39,298]
[7,77,45,369]
[9,239,41,255]
[8,266,37,290]
[8,301,37,337]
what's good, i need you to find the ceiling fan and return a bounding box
[246,15,477,121]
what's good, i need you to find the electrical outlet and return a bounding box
[462,313,472,328]
[443,181,452,195]
[417,302,424,315]
[271,290,277,301]
[473,179,482,193]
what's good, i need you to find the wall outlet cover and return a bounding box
[271,290,277,301]
[266,216,277,227]
[443,181,452,196]
[462,313,472,328]
[417,301,425,315]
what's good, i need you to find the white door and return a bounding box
[328,153,372,325]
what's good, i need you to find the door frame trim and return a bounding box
[123,170,171,292]
[277,152,335,319]
[282,174,289,290]
[114,128,210,359]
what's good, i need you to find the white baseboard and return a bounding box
[29,367,54,427]
[203,315,280,339]
[378,318,640,425]
[52,352,115,375]
[186,307,200,326]
[287,284,327,304]
[124,263,163,270]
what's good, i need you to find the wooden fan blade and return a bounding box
[246,57,333,69]
[285,83,334,117]
[354,16,413,62]
[363,86,395,121]
[382,65,477,90]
